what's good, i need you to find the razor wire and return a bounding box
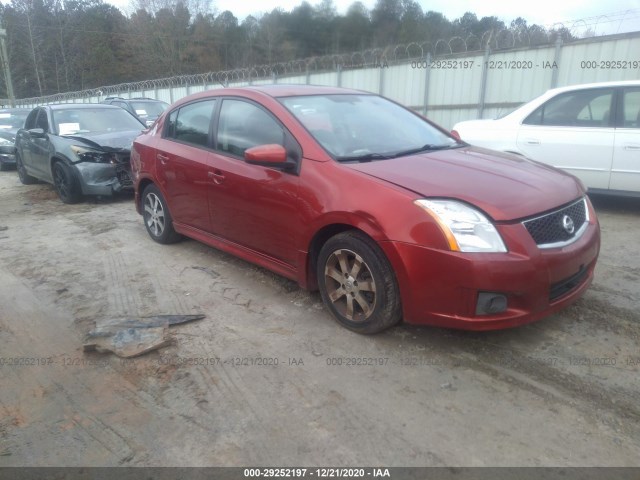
[0,26,600,106]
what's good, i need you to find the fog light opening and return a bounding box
[476,292,508,315]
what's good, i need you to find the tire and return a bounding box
[16,152,37,184]
[317,231,402,334]
[52,161,82,204]
[142,184,181,244]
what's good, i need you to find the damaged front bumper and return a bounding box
[74,162,134,196]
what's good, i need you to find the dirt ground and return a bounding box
[0,169,638,467]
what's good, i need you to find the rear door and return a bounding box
[610,87,640,193]
[516,87,616,190]
[155,99,217,232]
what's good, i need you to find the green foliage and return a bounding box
[0,0,565,98]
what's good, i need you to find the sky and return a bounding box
[108,0,640,36]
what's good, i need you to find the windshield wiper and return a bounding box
[391,143,462,158]
[335,152,393,162]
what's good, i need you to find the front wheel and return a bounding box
[317,231,402,334]
[52,161,82,204]
[142,184,181,244]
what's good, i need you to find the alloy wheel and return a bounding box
[144,192,165,237]
[323,248,377,322]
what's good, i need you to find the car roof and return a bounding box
[547,80,640,95]
[242,84,367,97]
[48,103,122,110]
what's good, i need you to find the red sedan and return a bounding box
[130,85,600,334]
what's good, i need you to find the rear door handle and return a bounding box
[525,138,540,145]
[208,170,225,184]
[624,143,640,151]
[157,153,169,164]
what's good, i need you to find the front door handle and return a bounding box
[525,138,541,145]
[208,170,225,185]
[157,153,169,164]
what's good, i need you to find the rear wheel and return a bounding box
[317,231,402,334]
[142,184,181,244]
[16,152,37,184]
[52,161,82,204]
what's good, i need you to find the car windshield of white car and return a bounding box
[280,94,459,162]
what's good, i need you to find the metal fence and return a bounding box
[5,30,640,129]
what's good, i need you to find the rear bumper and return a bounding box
[381,217,600,330]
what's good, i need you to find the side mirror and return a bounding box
[244,144,287,166]
[28,128,46,138]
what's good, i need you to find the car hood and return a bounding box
[345,146,584,221]
[61,130,142,151]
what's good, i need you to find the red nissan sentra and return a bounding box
[130,85,600,334]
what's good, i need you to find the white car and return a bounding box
[452,80,640,196]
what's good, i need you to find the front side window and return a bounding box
[279,94,457,160]
[24,109,39,130]
[621,89,640,128]
[35,110,49,132]
[216,100,284,156]
[165,100,216,148]
[523,89,614,127]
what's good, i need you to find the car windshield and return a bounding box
[0,110,29,129]
[52,108,144,135]
[280,94,459,160]
[130,101,168,118]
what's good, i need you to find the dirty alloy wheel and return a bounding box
[52,161,82,204]
[142,184,181,244]
[317,231,402,334]
[15,152,37,185]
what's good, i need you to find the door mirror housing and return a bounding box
[244,144,288,167]
[28,128,46,138]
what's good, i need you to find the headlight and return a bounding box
[415,199,507,252]
[70,145,114,163]
[0,137,14,147]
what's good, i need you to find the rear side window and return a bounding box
[216,99,284,157]
[523,89,614,127]
[35,110,49,132]
[164,100,216,148]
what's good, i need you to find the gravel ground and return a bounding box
[0,170,638,467]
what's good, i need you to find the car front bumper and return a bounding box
[74,162,134,196]
[381,217,600,330]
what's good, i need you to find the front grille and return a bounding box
[523,198,587,247]
[549,265,589,301]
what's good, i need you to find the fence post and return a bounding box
[337,64,342,87]
[423,52,431,116]
[551,36,563,89]
[378,61,385,95]
[478,45,491,119]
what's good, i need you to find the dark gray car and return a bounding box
[0,108,31,171]
[15,104,145,203]
[101,97,169,127]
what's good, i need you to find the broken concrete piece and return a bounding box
[83,314,205,358]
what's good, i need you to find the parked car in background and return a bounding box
[452,80,640,196]
[0,108,31,171]
[15,104,145,203]
[131,85,600,334]
[101,97,169,127]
